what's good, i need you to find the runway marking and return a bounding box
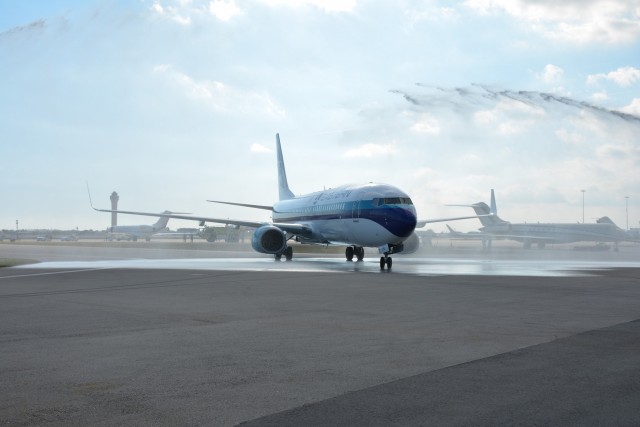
[0,267,111,280]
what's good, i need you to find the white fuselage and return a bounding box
[272,183,417,248]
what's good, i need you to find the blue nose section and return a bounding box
[384,206,417,238]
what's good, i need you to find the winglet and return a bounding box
[276,133,295,200]
[86,182,96,210]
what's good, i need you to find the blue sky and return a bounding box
[1,0,639,231]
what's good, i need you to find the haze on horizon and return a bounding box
[1,0,639,232]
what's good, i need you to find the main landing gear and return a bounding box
[274,246,293,261]
[345,246,365,262]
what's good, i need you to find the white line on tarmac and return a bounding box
[0,268,112,280]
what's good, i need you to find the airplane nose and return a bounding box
[389,207,417,238]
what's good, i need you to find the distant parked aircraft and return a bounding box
[107,212,172,242]
[444,225,487,240]
[455,189,630,249]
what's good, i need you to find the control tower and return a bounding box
[110,191,119,227]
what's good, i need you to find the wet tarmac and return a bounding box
[1,242,639,425]
[3,240,640,277]
[11,255,640,277]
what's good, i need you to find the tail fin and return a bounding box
[449,189,507,227]
[276,134,295,200]
[469,202,497,226]
[596,216,615,225]
[153,211,171,230]
[467,189,508,227]
[490,189,497,216]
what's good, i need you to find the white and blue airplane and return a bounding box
[91,134,480,269]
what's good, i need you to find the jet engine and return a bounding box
[251,225,287,254]
[399,232,421,255]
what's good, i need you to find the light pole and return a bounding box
[581,190,586,223]
[625,196,629,230]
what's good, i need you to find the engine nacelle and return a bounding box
[400,232,421,255]
[251,225,287,254]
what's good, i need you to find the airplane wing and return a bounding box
[272,223,314,238]
[416,214,493,228]
[91,207,314,239]
[92,207,265,228]
[207,200,273,210]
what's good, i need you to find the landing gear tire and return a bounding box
[346,246,354,261]
[355,246,364,262]
[380,256,392,270]
[275,246,293,261]
[284,246,293,261]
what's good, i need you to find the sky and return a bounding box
[1,0,639,232]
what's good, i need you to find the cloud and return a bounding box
[473,98,546,135]
[151,2,192,25]
[464,0,640,44]
[149,0,355,28]
[591,91,608,101]
[250,143,272,153]
[153,65,286,117]
[261,0,357,13]
[209,0,242,21]
[343,143,397,158]
[410,113,440,135]
[539,64,564,84]
[555,128,585,146]
[620,98,640,115]
[587,66,640,86]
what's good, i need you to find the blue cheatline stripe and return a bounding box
[273,204,417,238]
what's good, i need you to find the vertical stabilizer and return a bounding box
[485,189,508,226]
[153,211,171,230]
[467,190,508,227]
[490,189,497,215]
[276,134,295,200]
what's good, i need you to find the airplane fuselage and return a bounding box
[272,183,417,248]
[481,222,628,244]
[109,224,152,234]
[107,224,167,240]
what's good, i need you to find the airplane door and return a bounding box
[352,194,361,222]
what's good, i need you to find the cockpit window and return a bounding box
[373,197,414,206]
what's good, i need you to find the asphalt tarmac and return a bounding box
[1,243,639,426]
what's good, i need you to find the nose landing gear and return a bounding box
[379,256,392,270]
[378,243,403,270]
